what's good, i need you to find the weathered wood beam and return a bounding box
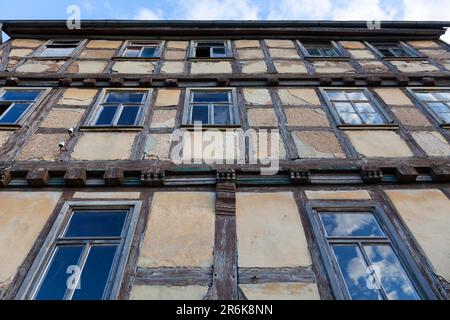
[238,267,316,284]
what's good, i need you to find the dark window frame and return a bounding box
[366,41,423,60]
[320,87,397,129]
[0,87,49,128]
[298,41,349,59]
[407,87,450,128]
[15,200,142,300]
[189,40,233,60]
[83,88,152,130]
[182,88,240,127]
[305,201,438,300]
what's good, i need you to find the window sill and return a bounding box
[79,126,143,132]
[0,124,21,131]
[188,57,235,62]
[339,124,399,130]
[382,56,427,61]
[305,56,351,62]
[30,56,71,60]
[181,124,242,130]
[112,57,161,62]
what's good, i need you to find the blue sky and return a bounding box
[1,0,449,41]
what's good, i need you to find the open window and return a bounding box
[190,40,232,59]
[0,88,47,126]
[86,89,151,128]
[121,41,162,59]
[182,88,240,127]
[306,203,437,300]
[320,88,395,128]
[35,40,82,58]
[16,201,141,300]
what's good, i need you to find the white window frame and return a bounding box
[182,88,240,126]
[119,40,164,59]
[86,88,152,128]
[33,39,84,58]
[189,40,233,59]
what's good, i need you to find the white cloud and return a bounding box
[331,0,398,20]
[401,0,450,44]
[134,7,164,20]
[267,0,332,20]
[173,0,260,20]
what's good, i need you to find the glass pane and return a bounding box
[391,47,412,57]
[140,47,156,58]
[440,113,450,123]
[95,106,118,126]
[213,105,231,125]
[355,103,376,113]
[212,47,226,57]
[323,47,339,57]
[428,103,449,113]
[306,48,322,56]
[434,92,450,101]
[71,245,118,300]
[340,112,362,125]
[379,48,394,57]
[347,92,368,101]
[197,42,224,47]
[0,103,31,124]
[35,246,84,300]
[191,105,209,124]
[364,245,420,300]
[320,213,385,237]
[106,92,144,104]
[117,106,140,126]
[360,113,385,125]
[39,47,74,57]
[334,102,354,113]
[415,93,436,101]
[327,91,347,101]
[64,211,127,238]
[123,49,140,57]
[1,90,40,101]
[193,91,229,103]
[332,245,383,300]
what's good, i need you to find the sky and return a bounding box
[0,0,449,42]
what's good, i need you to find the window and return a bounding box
[369,42,417,58]
[16,201,141,300]
[307,204,436,300]
[191,41,230,59]
[300,41,343,58]
[183,89,239,126]
[410,89,450,125]
[122,41,161,58]
[89,90,149,127]
[322,89,390,126]
[36,40,81,58]
[0,89,43,125]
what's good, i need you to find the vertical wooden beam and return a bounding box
[207,170,239,300]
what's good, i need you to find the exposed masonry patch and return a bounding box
[240,60,267,74]
[312,61,355,74]
[390,60,440,73]
[144,134,173,160]
[190,61,232,74]
[247,108,278,127]
[67,61,108,74]
[58,88,99,106]
[278,88,321,106]
[243,88,272,105]
[411,131,450,157]
[284,107,330,127]
[15,60,65,73]
[237,49,265,60]
[17,133,68,161]
[273,60,308,73]
[390,107,432,127]
[269,48,300,59]
[112,61,156,74]
[292,131,345,159]
[240,283,320,300]
[130,285,208,300]
[161,61,185,74]
[40,108,85,129]
[150,109,177,128]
